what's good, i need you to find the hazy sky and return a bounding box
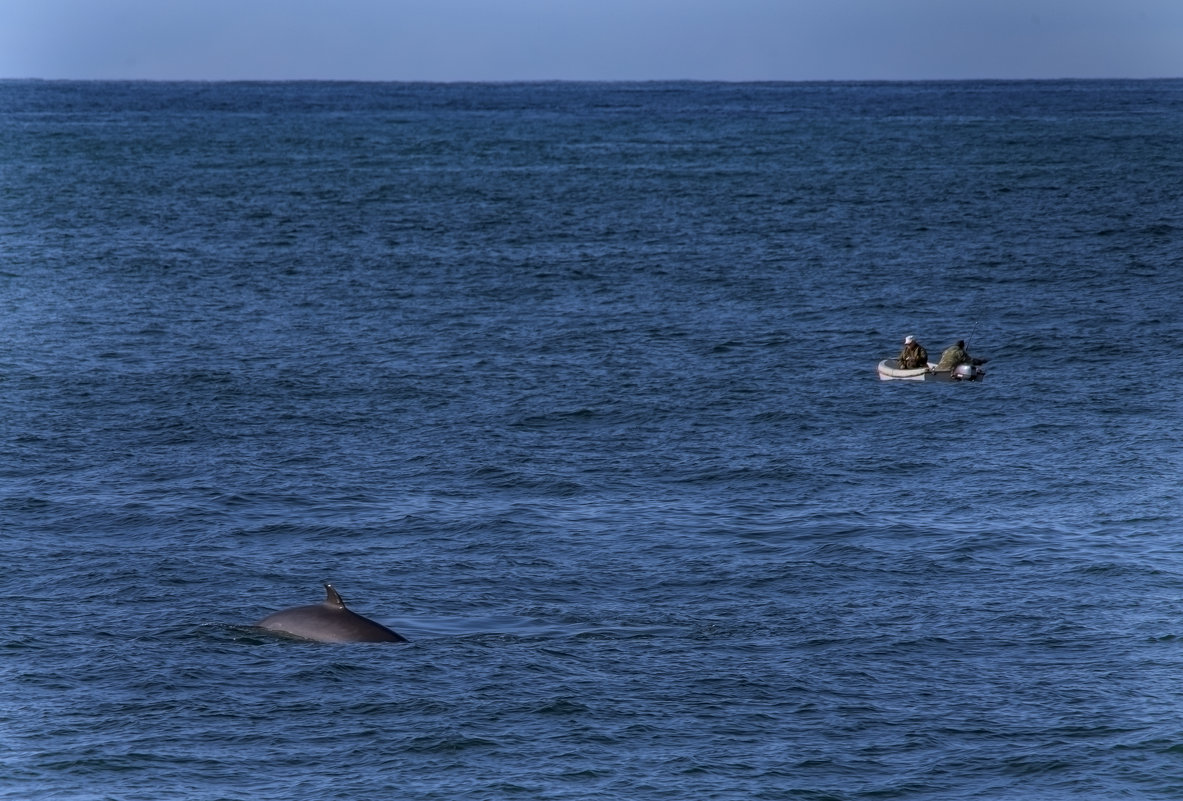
[1,0,1180,81]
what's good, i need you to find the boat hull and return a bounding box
[876,359,983,382]
[877,359,931,380]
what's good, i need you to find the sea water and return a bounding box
[1,79,1182,800]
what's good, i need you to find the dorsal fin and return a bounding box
[323,583,346,608]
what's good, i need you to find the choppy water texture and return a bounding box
[2,80,1183,800]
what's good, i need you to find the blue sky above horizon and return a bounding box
[1,0,1181,82]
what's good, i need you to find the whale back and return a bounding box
[256,584,408,643]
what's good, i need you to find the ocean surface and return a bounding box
[2,79,1182,800]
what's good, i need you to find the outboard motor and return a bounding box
[952,363,982,381]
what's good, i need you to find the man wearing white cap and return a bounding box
[897,335,928,369]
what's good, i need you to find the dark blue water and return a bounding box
[2,80,1183,800]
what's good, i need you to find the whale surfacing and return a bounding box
[256,584,408,643]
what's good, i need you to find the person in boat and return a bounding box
[935,340,973,371]
[896,335,928,369]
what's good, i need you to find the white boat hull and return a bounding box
[876,359,984,382]
[877,359,932,380]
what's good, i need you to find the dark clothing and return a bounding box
[897,342,928,370]
[935,343,971,371]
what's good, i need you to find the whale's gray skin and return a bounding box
[255,584,408,643]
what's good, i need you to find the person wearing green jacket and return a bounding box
[896,335,928,369]
[935,340,972,371]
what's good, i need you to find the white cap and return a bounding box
[904,335,915,344]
